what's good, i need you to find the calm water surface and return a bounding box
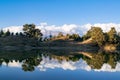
[0,50,120,80]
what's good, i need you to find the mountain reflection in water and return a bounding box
[1,50,120,72]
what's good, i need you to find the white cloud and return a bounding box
[8,60,22,68]
[3,26,23,33]
[2,23,120,36]
[94,62,120,72]
[2,60,22,68]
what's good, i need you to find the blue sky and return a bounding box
[0,0,120,28]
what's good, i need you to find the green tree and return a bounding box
[15,32,19,36]
[5,29,10,36]
[107,54,117,68]
[23,24,35,37]
[66,33,70,38]
[88,27,106,46]
[19,32,24,36]
[22,64,34,72]
[82,30,91,40]
[43,37,48,41]
[57,32,64,38]
[107,27,118,43]
[49,34,52,39]
[22,57,41,72]
[118,32,120,37]
[11,32,14,36]
[69,33,82,41]
[0,30,4,37]
[23,24,43,40]
[117,32,120,44]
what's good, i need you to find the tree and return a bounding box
[66,33,70,37]
[57,32,64,38]
[117,32,120,43]
[107,27,118,43]
[118,32,120,37]
[87,53,105,69]
[43,37,48,41]
[23,24,35,37]
[107,54,117,68]
[49,34,52,39]
[19,32,24,36]
[88,27,106,46]
[69,34,82,41]
[11,32,14,36]
[5,29,10,36]
[22,57,41,72]
[82,30,91,40]
[0,30,4,37]
[23,24,43,40]
[34,29,43,41]
[16,32,19,36]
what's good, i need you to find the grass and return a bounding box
[2,36,118,53]
[0,35,99,53]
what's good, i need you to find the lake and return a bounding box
[0,50,120,80]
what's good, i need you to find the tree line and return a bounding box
[0,24,120,47]
[83,27,120,46]
[0,24,43,41]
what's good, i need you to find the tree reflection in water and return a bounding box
[22,57,42,72]
[0,50,120,72]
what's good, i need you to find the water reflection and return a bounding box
[1,50,120,72]
[38,54,91,71]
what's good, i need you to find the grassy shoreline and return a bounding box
[0,36,119,52]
